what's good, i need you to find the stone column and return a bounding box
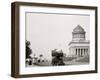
[79,48,80,57]
[82,49,84,56]
[85,49,86,56]
[86,48,88,56]
[85,48,87,55]
[77,48,78,56]
[87,49,89,55]
[73,48,74,56]
[81,49,82,57]
[84,49,85,56]
[77,48,78,57]
[82,48,83,56]
[80,48,81,57]
[78,49,80,57]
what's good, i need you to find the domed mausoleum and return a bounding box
[68,25,90,57]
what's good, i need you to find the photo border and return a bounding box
[11,2,98,78]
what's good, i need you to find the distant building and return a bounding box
[68,25,90,57]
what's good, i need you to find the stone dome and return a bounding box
[73,25,85,34]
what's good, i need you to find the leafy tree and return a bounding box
[26,40,32,59]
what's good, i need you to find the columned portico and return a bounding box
[75,48,89,57]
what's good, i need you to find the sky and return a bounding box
[26,12,90,60]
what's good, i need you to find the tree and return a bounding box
[26,40,32,59]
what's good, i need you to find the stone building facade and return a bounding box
[68,25,90,57]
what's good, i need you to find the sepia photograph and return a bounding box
[25,12,90,67]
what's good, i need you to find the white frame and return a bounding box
[20,5,95,75]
